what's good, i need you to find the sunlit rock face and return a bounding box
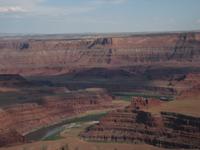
[81,97,200,149]
[0,88,113,147]
[0,32,199,75]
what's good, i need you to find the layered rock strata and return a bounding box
[0,109,25,147]
[0,88,113,146]
[81,97,200,149]
[0,32,199,75]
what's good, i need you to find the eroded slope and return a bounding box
[0,33,199,75]
[81,97,200,149]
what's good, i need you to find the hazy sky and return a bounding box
[0,0,200,34]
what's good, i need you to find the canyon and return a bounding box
[0,32,199,76]
[81,97,200,149]
[0,32,199,149]
[0,81,114,146]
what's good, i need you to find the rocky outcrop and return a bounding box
[179,84,200,98]
[176,73,200,96]
[0,88,113,147]
[0,32,199,75]
[0,129,25,147]
[131,97,161,110]
[81,97,200,149]
[87,38,112,49]
[0,109,25,147]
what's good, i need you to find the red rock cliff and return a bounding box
[81,97,200,149]
[0,33,199,75]
[0,88,113,147]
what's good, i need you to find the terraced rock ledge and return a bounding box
[81,97,200,149]
[0,88,114,147]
